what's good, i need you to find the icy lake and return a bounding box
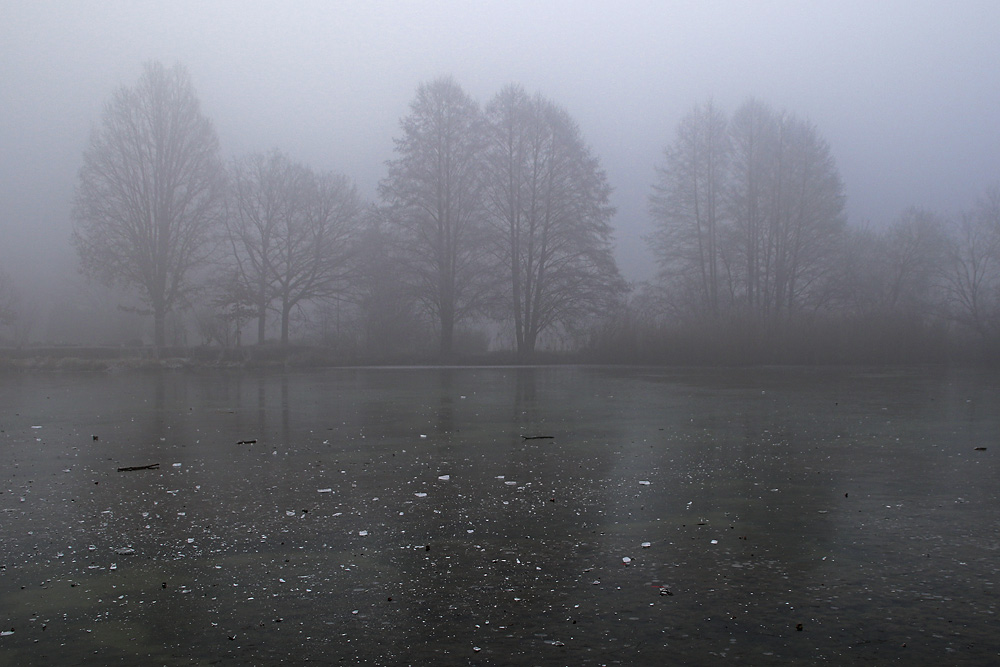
[1,365,998,665]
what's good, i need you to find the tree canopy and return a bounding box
[72,61,225,348]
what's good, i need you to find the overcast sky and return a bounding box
[2,0,999,292]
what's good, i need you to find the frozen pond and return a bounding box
[0,366,998,665]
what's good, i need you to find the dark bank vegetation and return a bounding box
[2,62,997,366]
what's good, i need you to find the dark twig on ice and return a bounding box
[236,439,257,445]
[117,463,160,472]
[521,435,555,440]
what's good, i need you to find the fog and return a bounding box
[2,1,999,350]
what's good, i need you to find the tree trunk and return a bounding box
[439,310,454,357]
[257,297,267,344]
[281,302,291,345]
[153,307,166,355]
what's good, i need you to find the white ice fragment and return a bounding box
[639,480,651,485]
[317,488,333,493]
[419,434,427,439]
[172,463,181,467]
[187,538,195,544]
[414,492,427,498]
[504,481,518,486]
[710,539,718,544]
[31,426,41,429]
[622,556,632,565]
[641,542,651,548]
[286,510,296,517]
[496,475,505,479]
[1,630,13,636]
[358,530,368,536]
[110,563,117,570]
[438,475,450,481]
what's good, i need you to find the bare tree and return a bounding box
[649,100,729,316]
[226,151,362,344]
[839,209,948,317]
[484,84,625,354]
[378,77,492,356]
[880,208,949,313]
[648,99,844,326]
[726,100,845,319]
[945,187,1000,337]
[226,150,301,344]
[270,169,361,344]
[0,270,19,332]
[72,61,225,348]
[352,208,429,356]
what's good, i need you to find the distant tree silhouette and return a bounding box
[73,61,225,348]
[484,84,626,354]
[226,150,362,345]
[379,77,493,356]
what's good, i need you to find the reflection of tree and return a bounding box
[435,368,455,435]
[512,366,538,429]
[231,371,291,450]
[280,373,290,444]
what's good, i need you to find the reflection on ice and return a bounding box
[0,366,997,664]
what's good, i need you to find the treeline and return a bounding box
[68,63,624,359]
[589,100,1000,364]
[5,61,997,364]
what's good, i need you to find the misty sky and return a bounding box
[2,0,999,295]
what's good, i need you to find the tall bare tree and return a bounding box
[649,100,729,316]
[271,169,361,344]
[945,187,1000,337]
[226,150,301,344]
[725,98,776,316]
[484,84,625,354]
[726,99,845,319]
[72,61,225,348]
[226,150,361,345]
[378,77,492,356]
